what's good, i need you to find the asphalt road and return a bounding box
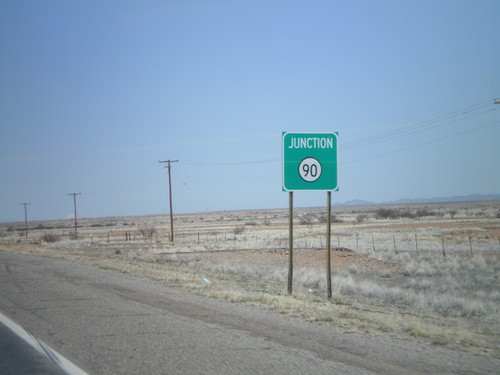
[0,250,498,374]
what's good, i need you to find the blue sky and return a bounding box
[1,0,499,222]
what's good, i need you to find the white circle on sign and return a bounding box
[299,157,322,182]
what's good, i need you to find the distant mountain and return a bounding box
[337,194,500,206]
[339,199,375,206]
[390,194,500,204]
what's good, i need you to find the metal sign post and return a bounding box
[288,191,293,295]
[326,191,332,298]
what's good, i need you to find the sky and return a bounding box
[0,0,499,222]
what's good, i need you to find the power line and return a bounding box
[174,101,498,179]
[182,158,278,166]
[84,163,161,195]
[341,100,492,147]
[180,100,498,167]
[3,99,497,220]
[342,119,500,165]
[173,169,278,181]
[179,179,210,212]
[341,100,497,151]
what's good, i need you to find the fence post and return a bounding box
[468,236,473,257]
[372,234,376,252]
[415,233,419,256]
[356,232,359,251]
[393,233,397,255]
[441,236,446,257]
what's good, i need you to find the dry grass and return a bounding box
[1,201,499,357]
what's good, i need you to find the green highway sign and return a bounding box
[282,132,338,191]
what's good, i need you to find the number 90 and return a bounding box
[299,158,322,182]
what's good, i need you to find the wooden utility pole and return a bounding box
[67,193,81,240]
[159,160,179,242]
[20,202,31,238]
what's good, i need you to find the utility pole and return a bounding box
[159,160,179,242]
[67,193,81,240]
[20,202,31,238]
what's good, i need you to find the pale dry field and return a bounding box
[1,201,499,358]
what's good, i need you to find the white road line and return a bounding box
[0,310,88,375]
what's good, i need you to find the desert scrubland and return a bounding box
[1,201,499,357]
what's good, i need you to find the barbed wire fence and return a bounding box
[2,225,499,258]
[156,229,500,258]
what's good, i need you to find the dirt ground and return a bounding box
[170,247,400,273]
